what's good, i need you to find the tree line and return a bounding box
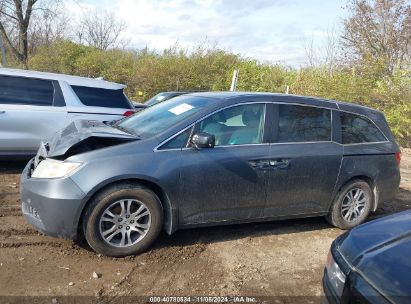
[0,0,410,146]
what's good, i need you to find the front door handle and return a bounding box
[269,159,290,169]
[249,159,291,170]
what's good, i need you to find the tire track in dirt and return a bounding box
[0,192,21,213]
[93,231,220,299]
[0,231,64,248]
[0,227,39,237]
[0,181,21,218]
[0,241,63,248]
[0,206,21,217]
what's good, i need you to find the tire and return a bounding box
[83,183,163,257]
[326,179,373,230]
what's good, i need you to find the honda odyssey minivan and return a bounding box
[20,92,401,257]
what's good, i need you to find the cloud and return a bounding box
[69,0,345,67]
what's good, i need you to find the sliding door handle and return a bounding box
[249,160,270,170]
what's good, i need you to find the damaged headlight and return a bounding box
[32,159,82,179]
[325,250,347,297]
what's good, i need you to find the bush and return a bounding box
[27,40,411,147]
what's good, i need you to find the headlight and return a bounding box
[32,159,82,179]
[325,250,346,297]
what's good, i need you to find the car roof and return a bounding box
[158,91,187,94]
[0,68,125,90]
[185,91,381,114]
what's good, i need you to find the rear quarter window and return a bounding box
[0,75,54,106]
[340,112,386,144]
[72,85,132,109]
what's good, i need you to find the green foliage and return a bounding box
[29,40,90,74]
[27,40,411,147]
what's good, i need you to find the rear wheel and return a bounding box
[83,183,163,257]
[326,179,372,229]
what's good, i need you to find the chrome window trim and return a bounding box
[272,101,336,111]
[269,140,391,147]
[178,143,271,152]
[342,141,390,146]
[270,141,337,146]
[180,142,332,152]
[197,143,270,149]
[153,100,390,152]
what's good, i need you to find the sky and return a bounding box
[67,0,348,67]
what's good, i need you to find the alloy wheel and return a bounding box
[341,188,369,222]
[99,199,151,247]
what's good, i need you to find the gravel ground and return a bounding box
[0,150,410,302]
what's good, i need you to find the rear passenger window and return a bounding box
[0,75,54,106]
[341,112,386,144]
[72,86,132,109]
[278,105,331,142]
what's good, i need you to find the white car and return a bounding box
[0,68,141,157]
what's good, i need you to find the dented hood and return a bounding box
[44,120,138,158]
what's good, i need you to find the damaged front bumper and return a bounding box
[20,158,87,240]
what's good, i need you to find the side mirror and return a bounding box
[191,132,215,149]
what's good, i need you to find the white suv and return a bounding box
[0,68,141,157]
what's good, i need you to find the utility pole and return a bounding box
[0,35,6,67]
[230,69,239,91]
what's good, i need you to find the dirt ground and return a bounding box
[0,150,410,302]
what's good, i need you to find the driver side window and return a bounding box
[197,104,265,146]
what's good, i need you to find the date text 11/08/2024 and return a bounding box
[149,296,258,303]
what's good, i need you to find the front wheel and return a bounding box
[83,183,163,257]
[326,179,373,229]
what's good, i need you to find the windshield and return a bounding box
[118,95,214,138]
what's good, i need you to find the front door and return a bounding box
[179,103,271,224]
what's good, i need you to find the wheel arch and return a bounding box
[75,177,176,241]
[333,174,379,212]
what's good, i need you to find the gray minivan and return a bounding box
[20,92,401,257]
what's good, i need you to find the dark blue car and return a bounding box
[323,209,411,303]
[20,92,401,256]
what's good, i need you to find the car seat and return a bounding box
[228,110,261,145]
